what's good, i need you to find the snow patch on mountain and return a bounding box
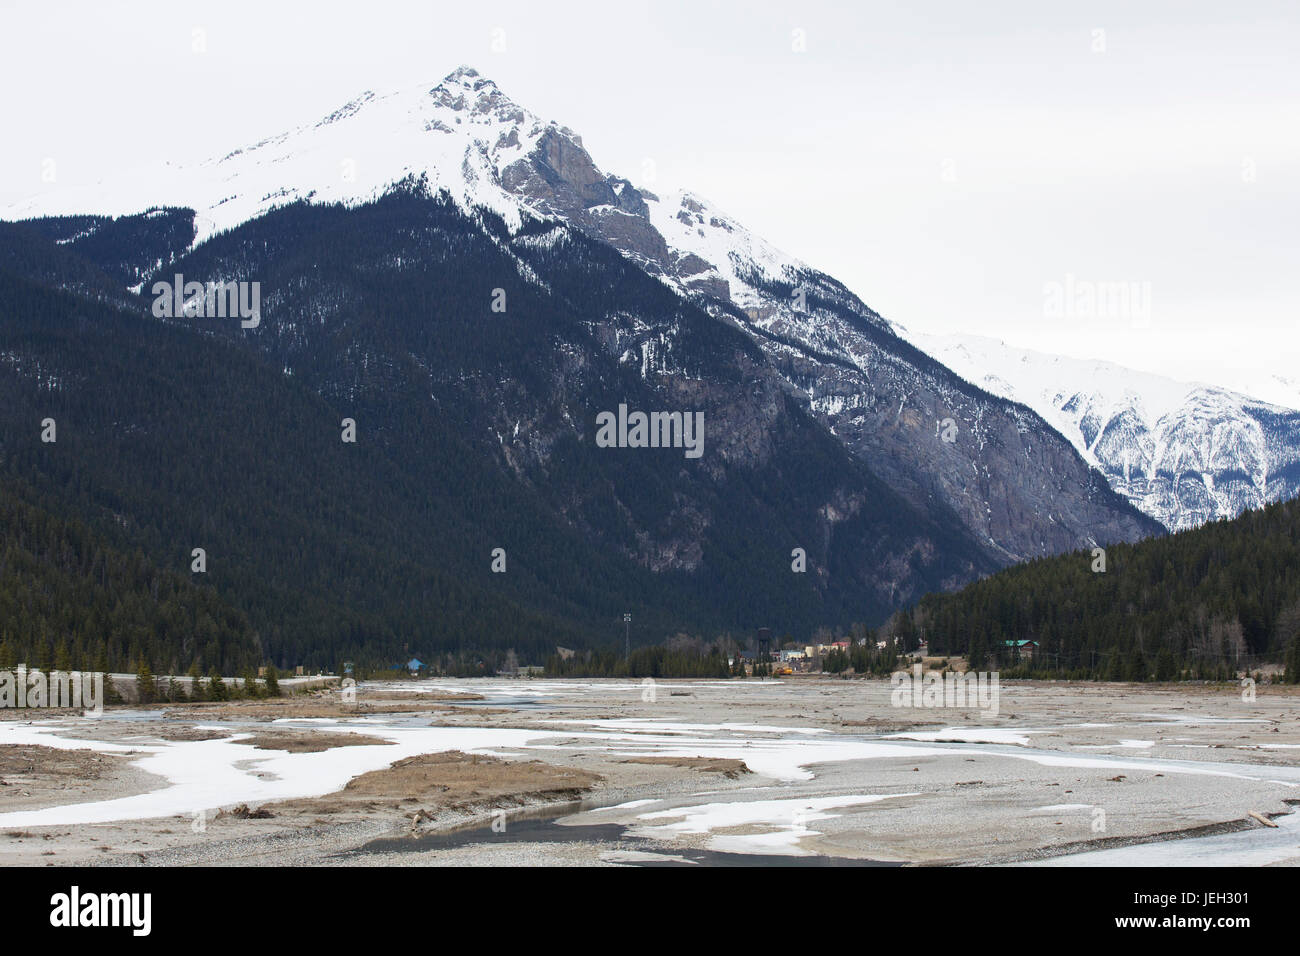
[644,191,804,307]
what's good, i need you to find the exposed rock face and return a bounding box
[500,130,674,279]
[416,71,1161,559]
[485,124,1160,558]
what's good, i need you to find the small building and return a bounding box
[813,641,850,655]
[407,657,423,675]
[1002,640,1038,660]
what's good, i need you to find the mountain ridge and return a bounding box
[6,64,1162,569]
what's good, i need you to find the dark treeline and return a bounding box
[822,641,902,676]
[546,635,737,678]
[910,497,1300,682]
[20,208,197,287]
[133,658,283,704]
[0,475,261,675]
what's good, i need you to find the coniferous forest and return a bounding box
[910,497,1300,681]
[0,473,260,676]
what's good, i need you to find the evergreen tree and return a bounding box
[1154,647,1176,682]
[1285,636,1300,685]
[240,666,261,699]
[135,659,155,704]
[94,642,110,677]
[1124,648,1146,682]
[207,667,227,702]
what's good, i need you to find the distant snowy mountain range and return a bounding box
[906,332,1300,530]
[8,65,1292,538]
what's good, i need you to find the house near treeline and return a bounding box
[1002,640,1039,660]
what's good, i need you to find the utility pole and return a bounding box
[624,613,631,661]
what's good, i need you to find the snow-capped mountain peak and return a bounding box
[8,66,574,244]
[907,332,1300,530]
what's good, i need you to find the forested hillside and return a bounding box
[0,189,996,673]
[0,262,600,673]
[912,497,1300,680]
[0,475,260,674]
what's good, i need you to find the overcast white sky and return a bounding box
[2,0,1296,388]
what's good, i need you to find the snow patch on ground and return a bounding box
[631,794,916,856]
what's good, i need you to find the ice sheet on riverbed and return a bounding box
[629,793,919,856]
[548,718,830,736]
[0,720,548,826]
[3,711,1299,829]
